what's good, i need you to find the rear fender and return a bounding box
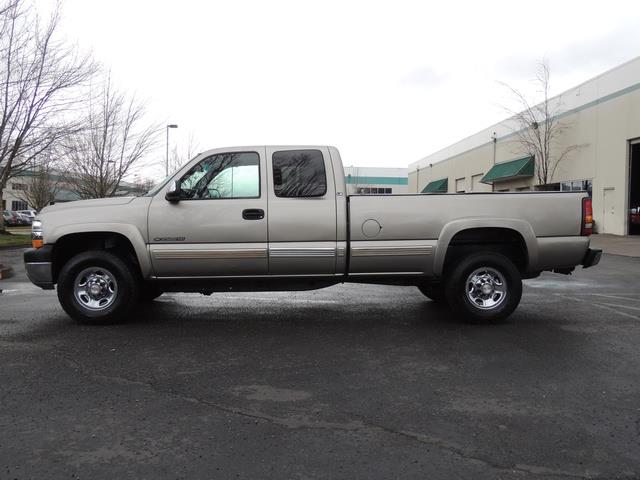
[433,218,537,277]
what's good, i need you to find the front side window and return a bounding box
[272,149,327,198]
[178,152,260,199]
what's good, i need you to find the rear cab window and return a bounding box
[272,149,327,198]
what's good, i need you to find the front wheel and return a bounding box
[57,250,140,325]
[444,252,522,323]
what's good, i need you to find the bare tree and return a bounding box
[501,60,580,189]
[16,153,63,210]
[63,75,161,199]
[130,174,155,194]
[168,130,199,173]
[0,0,96,229]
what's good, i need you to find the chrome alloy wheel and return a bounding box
[465,267,507,310]
[73,267,118,311]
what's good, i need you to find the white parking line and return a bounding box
[0,285,42,295]
[569,293,640,302]
[596,302,640,312]
[588,303,640,320]
[555,294,640,320]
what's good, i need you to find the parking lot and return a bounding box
[1,248,640,479]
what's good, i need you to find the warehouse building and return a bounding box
[408,57,640,236]
[344,166,408,195]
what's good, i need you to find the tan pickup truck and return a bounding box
[24,145,601,324]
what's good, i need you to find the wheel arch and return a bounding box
[433,219,537,277]
[50,226,151,282]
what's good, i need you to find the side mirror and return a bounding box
[165,181,182,202]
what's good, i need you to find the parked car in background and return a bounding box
[13,212,32,226]
[3,210,20,226]
[18,210,38,220]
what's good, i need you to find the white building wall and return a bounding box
[408,56,640,235]
[344,166,409,195]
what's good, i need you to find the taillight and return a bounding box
[582,197,593,236]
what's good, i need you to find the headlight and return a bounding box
[32,220,43,248]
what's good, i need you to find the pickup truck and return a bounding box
[24,145,601,325]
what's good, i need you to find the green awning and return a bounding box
[481,156,534,184]
[421,178,448,193]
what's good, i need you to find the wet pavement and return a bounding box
[1,249,639,479]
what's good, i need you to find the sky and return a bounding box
[39,0,640,179]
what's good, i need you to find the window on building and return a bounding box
[455,177,466,193]
[11,200,27,210]
[470,173,483,192]
[178,152,260,199]
[356,187,393,195]
[273,149,326,198]
[538,179,592,196]
[12,183,28,191]
[516,186,531,192]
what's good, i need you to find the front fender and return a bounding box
[46,223,152,278]
[433,218,538,277]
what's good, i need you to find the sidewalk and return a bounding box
[589,234,640,258]
[0,247,27,282]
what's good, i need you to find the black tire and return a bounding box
[57,250,140,325]
[444,252,522,324]
[139,285,163,302]
[417,284,446,303]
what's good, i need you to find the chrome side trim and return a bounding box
[152,273,343,279]
[350,271,424,276]
[336,246,346,257]
[153,248,268,260]
[269,247,336,258]
[351,245,433,257]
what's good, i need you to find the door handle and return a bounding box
[242,208,264,220]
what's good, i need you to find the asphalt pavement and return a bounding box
[1,249,639,479]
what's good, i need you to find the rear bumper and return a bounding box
[24,246,54,290]
[582,248,602,268]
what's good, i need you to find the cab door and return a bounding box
[266,147,337,275]
[148,148,268,277]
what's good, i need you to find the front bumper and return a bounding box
[582,248,602,269]
[24,246,54,290]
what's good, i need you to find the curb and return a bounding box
[0,263,14,280]
[0,245,29,251]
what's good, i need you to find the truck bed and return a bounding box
[347,192,589,276]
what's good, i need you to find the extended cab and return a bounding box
[24,146,601,324]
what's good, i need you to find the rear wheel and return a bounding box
[444,252,522,323]
[57,250,139,325]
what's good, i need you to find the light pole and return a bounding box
[165,124,178,176]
